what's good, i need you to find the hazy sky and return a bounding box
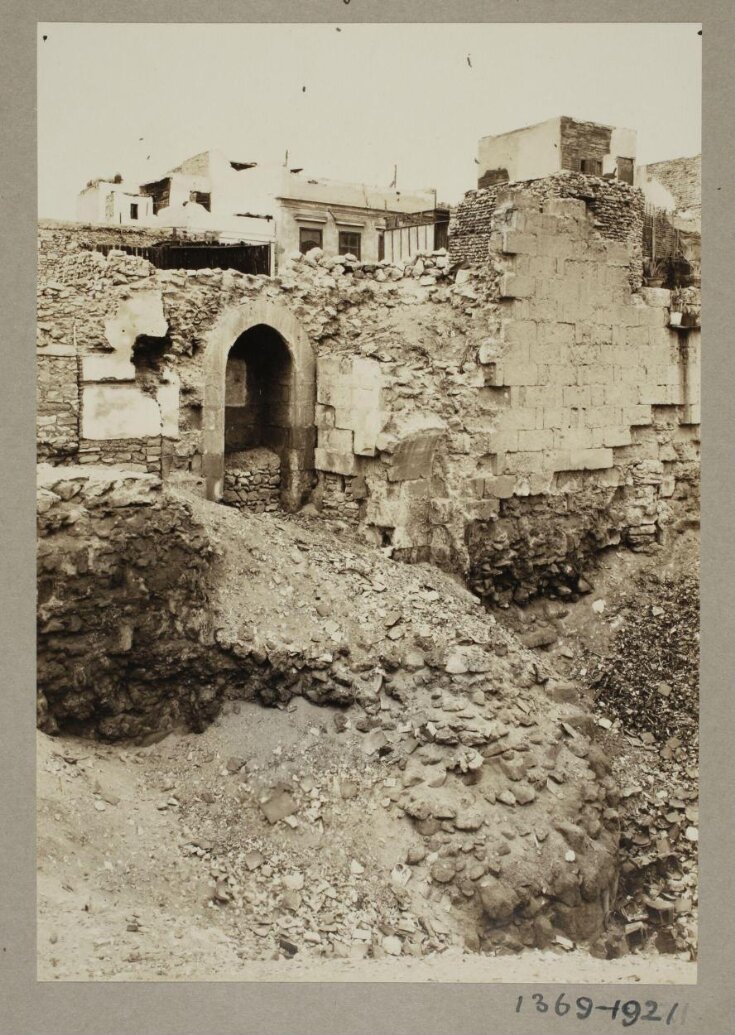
[37,22,701,219]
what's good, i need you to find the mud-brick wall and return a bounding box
[37,350,79,460]
[36,464,225,740]
[449,173,644,287]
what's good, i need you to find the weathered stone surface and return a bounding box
[37,202,699,603]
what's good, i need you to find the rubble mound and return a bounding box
[585,567,699,957]
[590,570,698,743]
[37,467,622,953]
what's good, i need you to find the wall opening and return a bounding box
[225,325,293,456]
[203,301,316,510]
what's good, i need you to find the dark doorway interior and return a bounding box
[224,324,293,456]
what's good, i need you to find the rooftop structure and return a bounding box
[477,116,637,188]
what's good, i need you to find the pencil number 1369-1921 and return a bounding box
[515,993,685,1026]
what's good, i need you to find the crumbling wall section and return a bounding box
[37,465,224,739]
[37,349,80,461]
[449,173,644,288]
[640,155,701,224]
[463,193,699,603]
[37,209,699,602]
[37,226,181,474]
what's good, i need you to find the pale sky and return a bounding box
[37,22,701,219]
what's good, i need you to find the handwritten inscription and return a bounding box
[515,994,687,1026]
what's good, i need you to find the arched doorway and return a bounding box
[225,325,292,455]
[202,299,316,511]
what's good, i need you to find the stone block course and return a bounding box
[37,195,699,598]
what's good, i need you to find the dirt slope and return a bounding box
[36,481,697,979]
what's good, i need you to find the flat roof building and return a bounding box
[477,116,637,188]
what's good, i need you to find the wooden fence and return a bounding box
[87,240,272,276]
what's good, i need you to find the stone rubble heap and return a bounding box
[585,568,699,958]
[37,470,625,953]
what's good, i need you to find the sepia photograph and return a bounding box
[35,21,702,986]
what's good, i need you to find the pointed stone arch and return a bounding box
[202,298,316,510]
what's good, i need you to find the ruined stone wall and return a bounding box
[449,173,644,288]
[461,193,699,602]
[37,225,181,473]
[37,465,223,739]
[76,435,169,473]
[641,155,701,223]
[37,350,79,461]
[37,198,699,601]
[223,448,281,512]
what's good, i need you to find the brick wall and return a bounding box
[559,117,612,172]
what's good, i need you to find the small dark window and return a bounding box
[616,157,635,185]
[189,190,211,211]
[299,227,323,254]
[580,158,603,176]
[434,221,449,251]
[130,203,139,220]
[377,232,385,262]
[338,231,361,259]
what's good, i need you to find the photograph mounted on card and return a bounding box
[35,20,701,985]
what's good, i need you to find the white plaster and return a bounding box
[610,126,637,160]
[157,381,180,439]
[82,384,163,439]
[477,118,562,184]
[83,291,168,383]
[76,181,155,226]
[637,171,677,213]
[82,353,136,383]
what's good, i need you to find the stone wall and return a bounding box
[37,194,699,602]
[315,471,364,523]
[223,447,281,512]
[462,193,699,602]
[76,436,169,473]
[37,227,181,474]
[37,350,79,460]
[449,173,644,287]
[37,465,222,739]
[640,155,701,225]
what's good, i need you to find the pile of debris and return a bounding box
[584,568,699,959]
[37,470,627,955]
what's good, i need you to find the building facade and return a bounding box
[477,117,637,188]
[78,149,441,272]
[76,178,155,226]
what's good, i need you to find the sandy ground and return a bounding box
[36,717,695,984]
